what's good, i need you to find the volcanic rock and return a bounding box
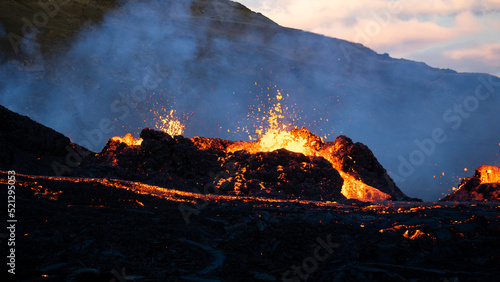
[77,128,348,201]
[0,105,90,176]
[77,127,418,202]
[0,103,415,203]
[190,136,238,151]
[221,149,345,201]
[77,128,222,189]
[441,165,500,202]
[321,135,418,201]
[5,170,500,281]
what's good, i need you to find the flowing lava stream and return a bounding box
[4,172,496,214]
[2,172,350,208]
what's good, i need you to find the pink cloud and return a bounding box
[445,42,500,62]
[365,11,485,55]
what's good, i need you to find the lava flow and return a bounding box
[111,133,143,146]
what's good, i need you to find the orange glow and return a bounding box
[223,90,391,202]
[155,109,185,136]
[403,229,428,240]
[339,171,391,201]
[477,165,500,183]
[258,129,313,155]
[250,90,315,155]
[111,133,143,146]
[2,172,350,207]
[227,90,319,156]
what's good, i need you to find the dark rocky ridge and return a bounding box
[77,128,346,202]
[0,101,415,203]
[325,135,410,200]
[0,105,90,175]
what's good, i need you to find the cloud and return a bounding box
[360,11,485,55]
[445,42,500,63]
[247,0,500,20]
[245,1,488,51]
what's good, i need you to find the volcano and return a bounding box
[75,127,418,203]
[442,165,500,202]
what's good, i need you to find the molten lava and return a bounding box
[227,128,320,157]
[112,109,185,147]
[111,133,143,146]
[259,129,310,154]
[477,165,500,184]
[222,90,398,202]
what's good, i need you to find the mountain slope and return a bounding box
[0,105,89,175]
[0,0,499,200]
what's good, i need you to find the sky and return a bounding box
[238,0,500,77]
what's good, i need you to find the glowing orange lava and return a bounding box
[477,165,500,184]
[225,89,391,202]
[259,129,311,154]
[253,90,312,154]
[111,133,143,146]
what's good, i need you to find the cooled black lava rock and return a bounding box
[0,105,90,176]
[77,128,222,188]
[77,128,348,201]
[221,149,345,201]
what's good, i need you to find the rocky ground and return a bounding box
[1,171,499,281]
[0,105,90,176]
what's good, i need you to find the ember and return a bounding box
[155,109,185,136]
